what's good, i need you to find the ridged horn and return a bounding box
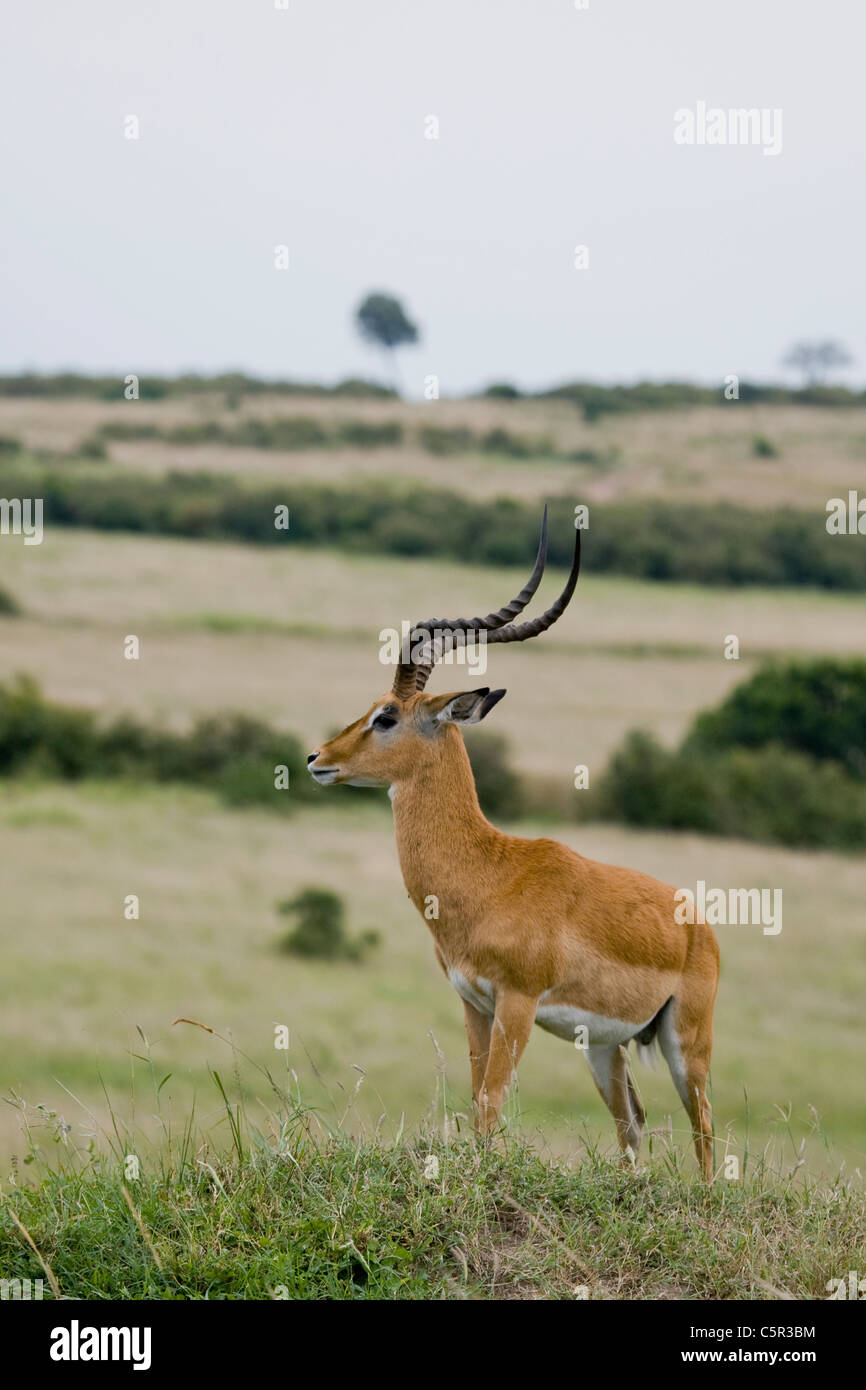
[391,509,580,696]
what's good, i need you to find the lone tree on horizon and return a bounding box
[355,291,419,390]
[782,339,854,387]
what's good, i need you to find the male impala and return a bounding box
[308,512,720,1177]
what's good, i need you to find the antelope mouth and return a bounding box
[309,765,339,785]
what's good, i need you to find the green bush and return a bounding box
[594,731,722,833]
[253,417,329,450]
[687,659,866,776]
[480,428,553,458]
[276,887,380,961]
[0,677,528,826]
[331,377,397,399]
[0,677,311,807]
[416,425,475,455]
[93,413,588,461]
[541,378,866,416]
[337,420,403,448]
[752,434,779,458]
[2,371,866,413]
[567,447,614,466]
[596,732,866,850]
[0,373,397,400]
[3,462,866,590]
[0,675,98,777]
[164,421,230,446]
[215,759,289,811]
[718,744,866,848]
[596,660,866,849]
[78,435,108,459]
[101,415,400,452]
[0,434,21,455]
[481,382,522,399]
[480,428,530,457]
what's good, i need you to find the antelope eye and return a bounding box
[373,713,398,731]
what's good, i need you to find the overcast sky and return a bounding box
[2,0,864,395]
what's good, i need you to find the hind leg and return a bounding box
[685,1060,713,1180]
[658,1005,714,1179]
[626,1067,646,1137]
[462,999,491,1131]
[586,1044,644,1160]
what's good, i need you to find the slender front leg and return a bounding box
[478,992,537,1135]
[462,999,492,1130]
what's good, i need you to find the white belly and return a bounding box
[534,999,651,1046]
[449,971,651,1045]
[448,969,496,1016]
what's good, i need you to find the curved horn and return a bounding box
[414,523,580,683]
[392,663,420,700]
[486,526,580,644]
[392,506,551,697]
[411,505,549,641]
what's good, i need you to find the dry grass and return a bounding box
[0,617,747,775]
[4,394,866,508]
[3,531,866,774]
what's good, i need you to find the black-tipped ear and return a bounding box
[477,688,507,720]
[433,687,507,726]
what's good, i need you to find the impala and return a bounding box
[307,511,720,1177]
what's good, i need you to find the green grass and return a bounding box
[1,782,864,1179]
[2,1070,862,1300]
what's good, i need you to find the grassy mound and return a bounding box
[1,1099,860,1300]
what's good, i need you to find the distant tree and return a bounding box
[482,382,521,400]
[355,292,419,390]
[782,339,854,386]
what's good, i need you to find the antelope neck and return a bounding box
[389,730,499,941]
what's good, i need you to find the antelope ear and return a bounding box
[428,688,507,726]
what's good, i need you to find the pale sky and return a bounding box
[2,0,864,395]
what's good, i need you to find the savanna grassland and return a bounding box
[0,387,864,1300]
[2,781,865,1173]
[4,389,866,509]
[3,528,866,776]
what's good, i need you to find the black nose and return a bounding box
[307,752,318,765]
